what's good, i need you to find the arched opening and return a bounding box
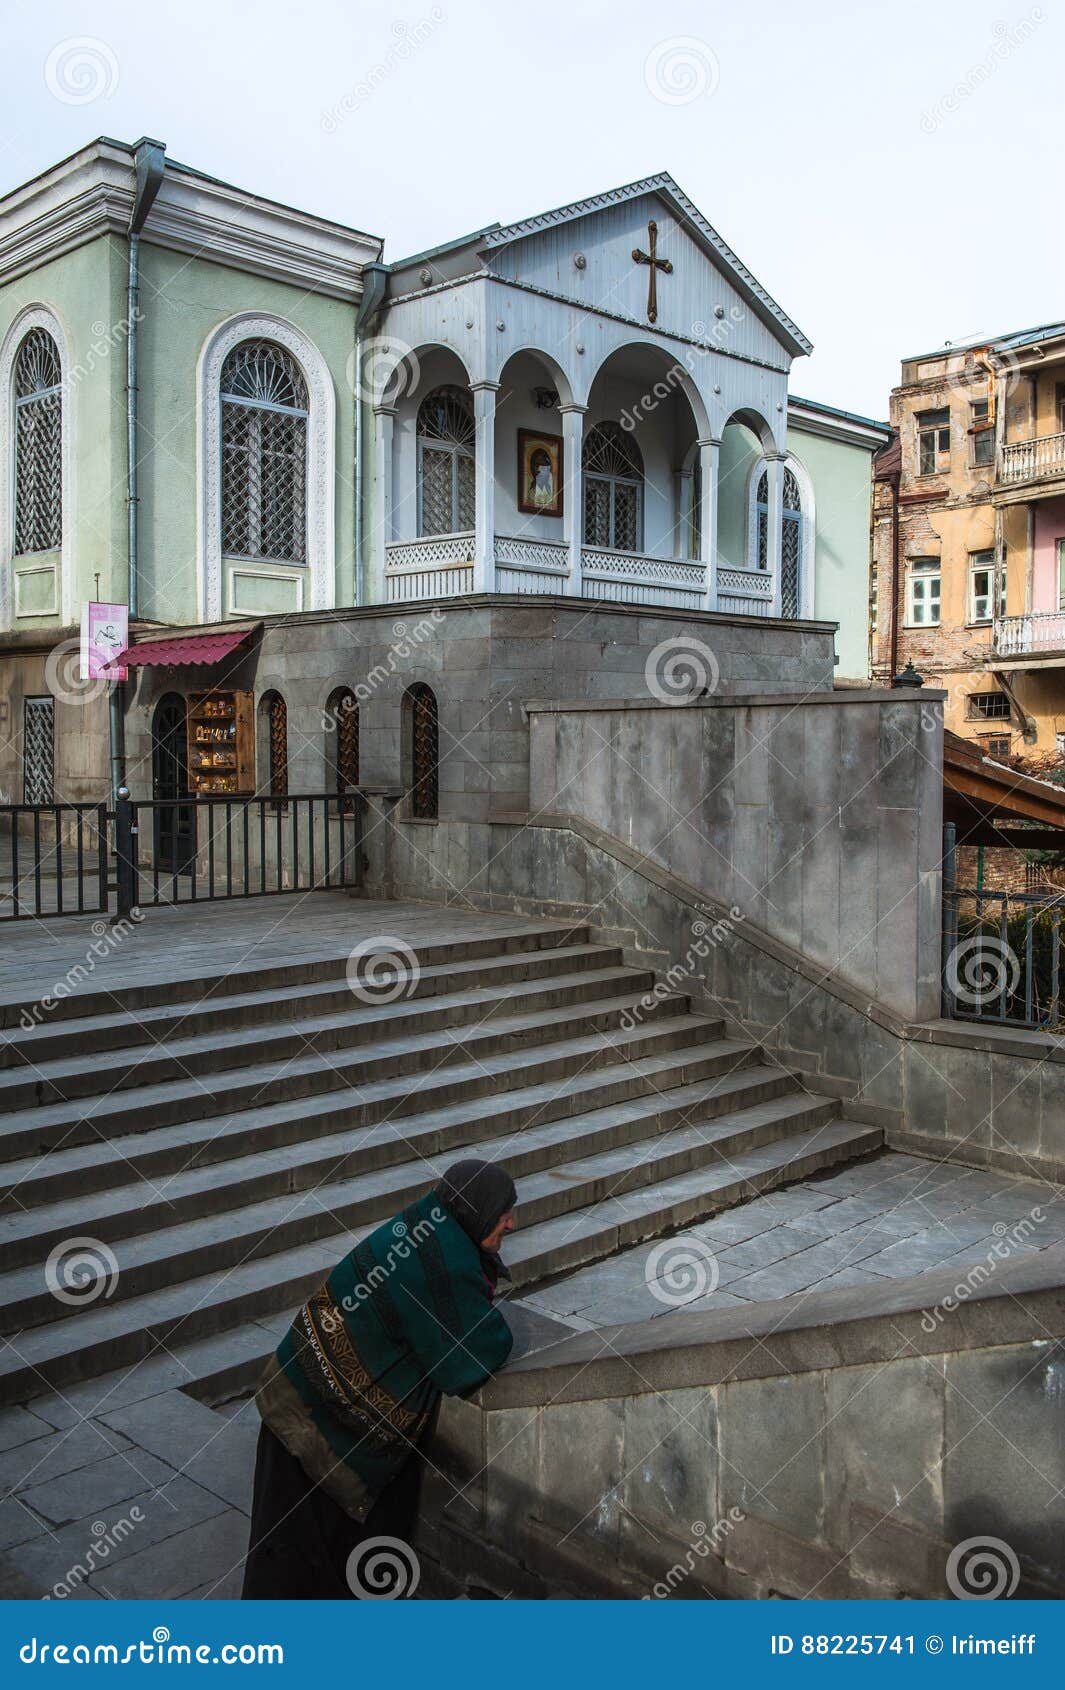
[13,327,63,557]
[220,339,308,565]
[152,693,194,876]
[326,686,359,801]
[259,690,288,800]
[404,683,439,819]
[417,386,475,537]
[716,414,772,574]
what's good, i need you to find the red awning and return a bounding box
[116,629,252,669]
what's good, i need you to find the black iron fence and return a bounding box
[942,823,1064,1031]
[1,793,363,922]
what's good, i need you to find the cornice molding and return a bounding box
[0,141,381,300]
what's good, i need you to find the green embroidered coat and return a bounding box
[255,1193,513,1520]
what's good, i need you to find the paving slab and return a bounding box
[17,1447,176,1526]
[0,1419,131,1493]
[92,1507,250,1599]
[99,1392,258,1513]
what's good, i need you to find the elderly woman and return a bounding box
[242,1159,516,1599]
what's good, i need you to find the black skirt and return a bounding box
[241,1423,424,1600]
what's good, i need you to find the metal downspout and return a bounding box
[352,263,387,607]
[126,138,165,619]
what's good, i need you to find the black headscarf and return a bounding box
[435,1158,516,1246]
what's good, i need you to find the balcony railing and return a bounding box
[993,612,1065,658]
[999,431,1065,486]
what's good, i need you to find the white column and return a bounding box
[560,403,586,595]
[765,452,785,618]
[697,437,721,611]
[471,381,499,593]
[374,405,396,587]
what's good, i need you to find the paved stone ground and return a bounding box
[518,1149,1065,1328]
[2,1148,1061,1599]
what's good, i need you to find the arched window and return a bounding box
[14,328,62,555]
[755,465,804,616]
[221,340,308,565]
[326,686,359,795]
[261,690,288,799]
[417,387,475,537]
[404,683,438,820]
[582,422,643,552]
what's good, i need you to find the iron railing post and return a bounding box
[941,821,958,1018]
[114,786,138,922]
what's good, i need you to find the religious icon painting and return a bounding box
[517,428,563,517]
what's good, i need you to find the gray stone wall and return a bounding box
[417,1256,1065,1600]
[117,597,837,817]
[526,690,943,1022]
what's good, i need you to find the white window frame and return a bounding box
[916,410,951,476]
[968,551,994,624]
[906,558,941,627]
[0,305,73,631]
[197,313,335,622]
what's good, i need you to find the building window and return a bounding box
[906,558,941,626]
[404,683,438,820]
[969,550,994,623]
[999,556,1008,619]
[260,690,288,799]
[1058,539,1065,613]
[22,695,54,804]
[583,422,644,552]
[970,398,994,468]
[326,686,359,796]
[220,340,308,565]
[13,328,62,556]
[967,691,1011,721]
[917,407,950,476]
[981,734,1012,761]
[417,387,475,537]
[870,561,878,634]
[755,467,804,613]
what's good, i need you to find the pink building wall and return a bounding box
[1032,498,1065,612]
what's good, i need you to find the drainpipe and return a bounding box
[352,263,387,607]
[126,138,166,619]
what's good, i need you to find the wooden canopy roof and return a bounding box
[944,731,1065,850]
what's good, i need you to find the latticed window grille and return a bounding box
[23,696,54,804]
[263,691,288,798]
[756,466,803,615]
[406,683,439,820]
[14,329,62,556]
[220,341,308,564]
[330,688,359,793]
[417,387,475,536]
[582,423,643,552]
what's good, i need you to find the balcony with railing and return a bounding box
[998,430,1065,491]
[993,611,1065,660]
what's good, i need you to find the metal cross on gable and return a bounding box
[631,219,673,324]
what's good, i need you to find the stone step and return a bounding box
[0,998,714,1162]
[0,1030,749,1212]
[0,961,655,1106]
[0,918,588,1032]
[0,941,620,1069]
[506,1119,884,1288]
[0,1117,879,1403]
[1,1081,835,1326]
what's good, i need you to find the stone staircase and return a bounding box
[0,919,881,1410]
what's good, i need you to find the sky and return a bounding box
[3,0,1063,418]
